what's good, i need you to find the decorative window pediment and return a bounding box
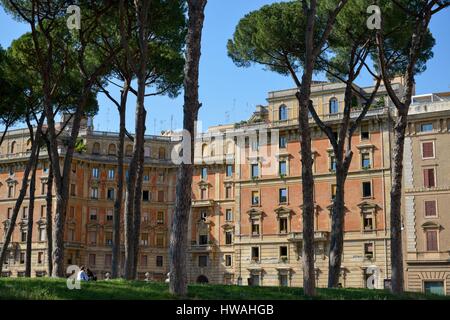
[357,201,379,211]
[5,178,18,186]
[221,223,234,231]
[275,206,292,219]
[197,180,211,188]
[421,221,441,229]
[247,208,263,220]
[356,144,376,152]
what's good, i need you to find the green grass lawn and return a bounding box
[0,278,447,300]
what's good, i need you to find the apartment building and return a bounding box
[0,116,179,280]
[403,93,450,295]
[1,80,449,295]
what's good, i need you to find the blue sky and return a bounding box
[1,1,449,133]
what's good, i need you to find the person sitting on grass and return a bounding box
[77,266,89,281]
[86,268,97,281]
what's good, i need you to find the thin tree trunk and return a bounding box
[169,0,206,297]
[46,158,54,276]
[390,111,408,294]
[25,144,40,277]
[0,114,45,273]
[112,81,130,278]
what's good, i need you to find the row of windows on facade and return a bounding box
[276,98,343,122]
[2,251,165,269]
[85,208,165,224]
[84,185,166,203]
[80,230,166,248]
[90,143,168,159]
[89,167,165,182]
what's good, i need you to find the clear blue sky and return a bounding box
[1,1,449,133]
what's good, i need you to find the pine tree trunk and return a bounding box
[390,111,407,294]
[169,0,206,297]
[112,82,129,278]
[327,167,347,287]
[25,145,40,277]
[46,161,54,276]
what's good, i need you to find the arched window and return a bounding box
[108,144,117,155]
[329,98,339,114]
[10,141,16,154]
[92,142,101,155]
[210,143,215,156]
[125,145,133,157]
[279,105,288,121]
[26,139,32,152]
[226,141,234,155]
[158,147,166,160]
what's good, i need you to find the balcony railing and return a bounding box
[288,231,330,242]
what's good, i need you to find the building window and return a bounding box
[424,200,437,217]
[279,246,288,260]
[142,190,150,202]
[279,105,288,121]
[199,255,208,267]
[279,161,287,176]
[421,141,435,159]
[279,135,287,149]
[22,207,28,219]
[92,167,99,179]
[361,153,371,169]
[225,231,233,245]
[91,187,99,199]
[225,254,232,267]
[90,209,97,221]
[361,125,370,140]
[7,208,12,219]
[106,209,113,222]
[279,274,289,287]
[89,231,97,245]
[158,190,164,202]
[68,228,75,241]
[156,233,164,248]
[251,220,260,236]
[420,123,433,132]
[331,184,337,201]
[38,252,43,264]
[21,231,27,242]
[157,211,165,224]
[144,146,151,158]
[225,209,233,221]
[424,281,445,295]
[39,228,46,242]
[251,164,259,178]
[20,252,25,264]
[156,256,163,267]
[251,191,260,206]
[108,144,116,155]
[92,143,100,155]
[330,155,336,172]
[251,247,260,262]
[225,186,232,199]
[89,254,96,266]
[141,255,148,267]
[105,232,113,246]
[226,165,233,177]
[279,188,287,204]
[40,205,46,218]
[423,168,436,188]
[108,169,115,180]
[279,217,288,234]
[140,233,149,246]
[329,98,339,114]
[364,243,374,260]
[8,185,14,198]
[199,233,208,245]
[41,182,46,195]
[362,181,372,198]
[201,167,208,180]
[363,212,374,231]
[107,188,115,200]
[426,230,438,251]
[158,147,166,160]
[105,254,112,267]
[70,184,76,196]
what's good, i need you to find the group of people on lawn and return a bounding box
[76,266,97,281]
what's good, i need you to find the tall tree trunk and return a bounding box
[0,114,45,273]
[112,82,130,278]
[169,0,207,297]
[123,0,150,280]
[25,144,40,277]
[46,159,54,276]
[390,111,408,294]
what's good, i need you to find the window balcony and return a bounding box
[287,231,330,243]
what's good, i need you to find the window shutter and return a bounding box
[425,201,437,217]
[427,231,438,251]
[428,169,435,187]
[422,142,434,158]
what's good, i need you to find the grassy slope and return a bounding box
[0,278,447,300]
